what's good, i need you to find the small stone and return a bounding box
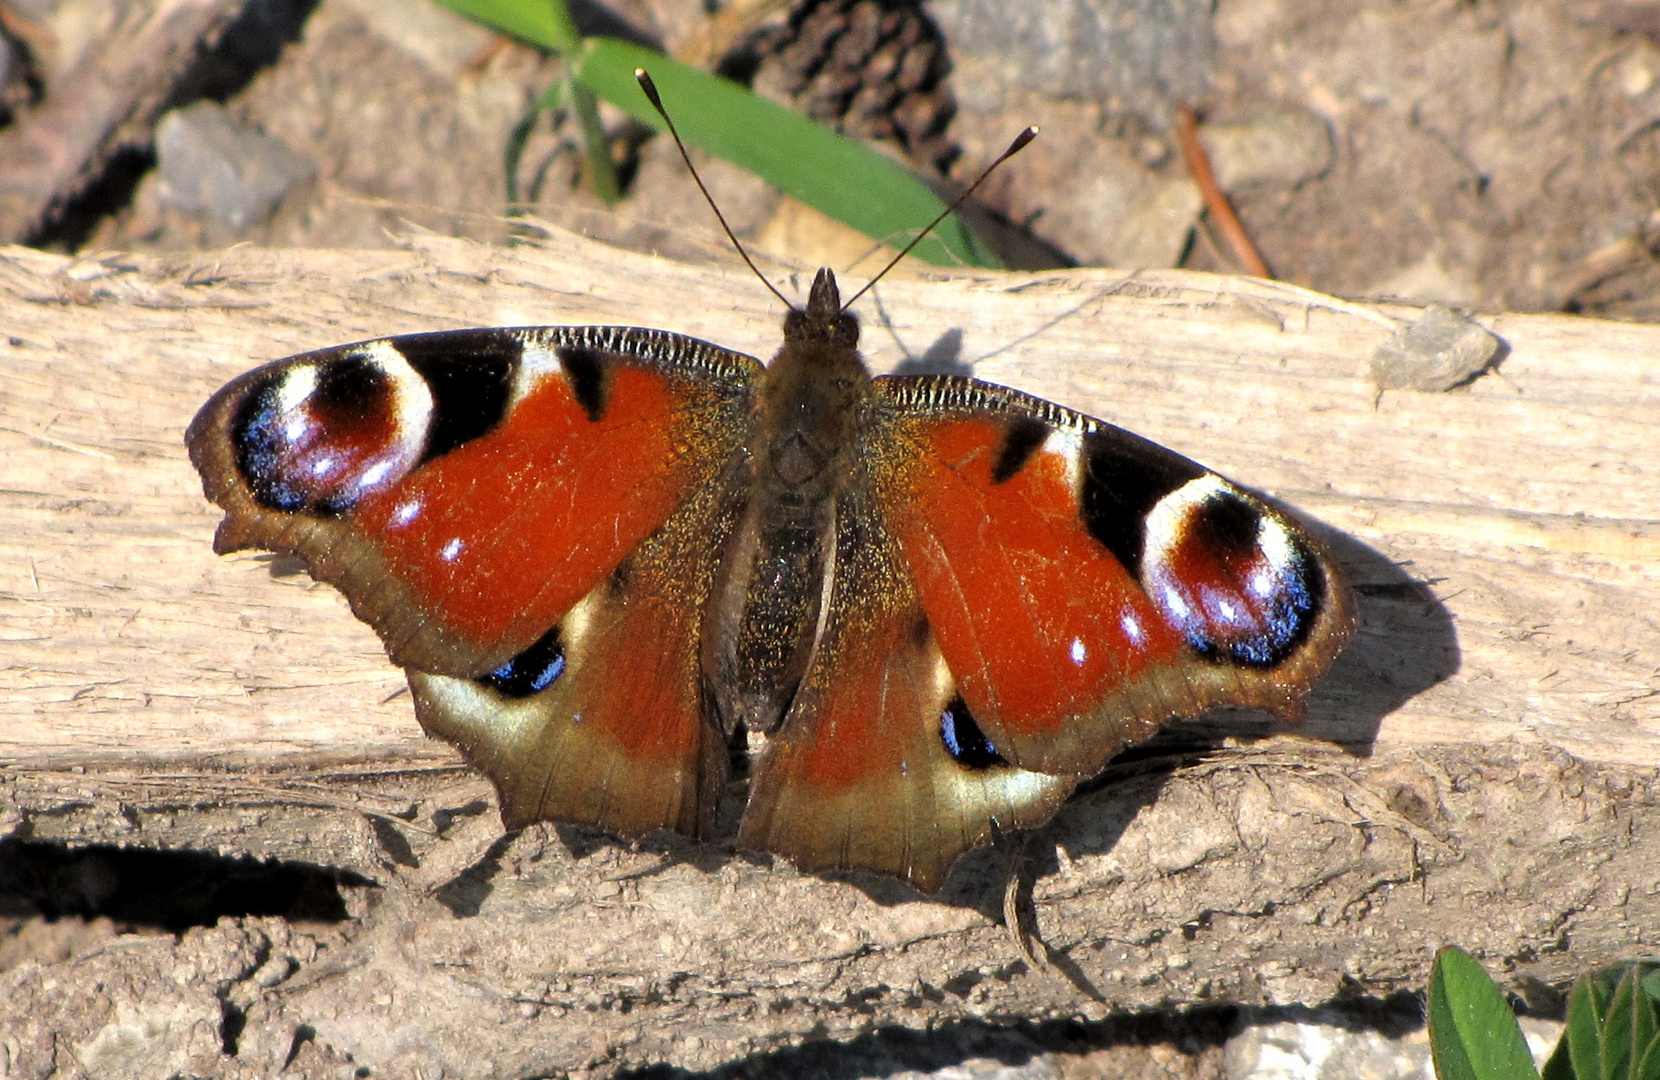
[929,0,1213,117]
[1370,304,1503,393]
[1199,108,1335,190]
[155,101,315,231]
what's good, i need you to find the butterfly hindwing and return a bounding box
[409,450,749,840]
[739,480,1075,893]
[187,327,760,677]
[868,376,1356,778]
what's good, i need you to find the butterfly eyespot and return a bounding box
[1142,480,1324,667]
[939,697,1009,770]
[477,626,567,698]
[232,348,432,514]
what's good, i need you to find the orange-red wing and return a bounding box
[187,327,760,677]
[410,454,745,841]
[740,484,1075,893]
[870,376,1355,778]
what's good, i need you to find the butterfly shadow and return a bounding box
[887,327,974,378]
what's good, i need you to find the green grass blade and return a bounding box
[573,38,999,270]
[425,2,1000,269]
[1428,947,1541,1080]
[567,76,620,203]
[427,0,577,54]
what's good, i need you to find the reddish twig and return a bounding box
[1176,103,1272,279]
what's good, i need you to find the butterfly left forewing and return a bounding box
[869,375,1356,779]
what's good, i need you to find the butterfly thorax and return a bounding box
[758,269,869,504]
[702,268,875,736]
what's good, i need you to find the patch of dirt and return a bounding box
[929,0,1660,316]
[25,0,1660,322]
[1197,0,1660,317]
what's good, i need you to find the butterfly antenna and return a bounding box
[839,125,1038,312]
[635,69,795,311]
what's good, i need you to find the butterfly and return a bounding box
[186,94,1355,893]
[185,264,1355,892]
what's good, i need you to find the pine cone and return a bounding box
[721,0,958,174]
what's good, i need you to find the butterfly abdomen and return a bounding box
[703,269,878,735]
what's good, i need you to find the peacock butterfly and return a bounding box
[186,89,1355,893]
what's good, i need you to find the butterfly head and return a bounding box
[784,268,859,350]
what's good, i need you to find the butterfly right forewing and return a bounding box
[870,375,1356,779]
[187,327,760,677]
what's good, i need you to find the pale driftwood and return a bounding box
[1,231,1657,1078]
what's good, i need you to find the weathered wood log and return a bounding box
[1,231,1656,1078]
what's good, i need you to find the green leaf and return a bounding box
[1541,1034,1575,1080]
[1633,970,1660,1079]
[1643,968,1660,1007]
[1429,947,1541,1080]
[572,38,997,269]
[428,0,577,54]
[1638,1034,1660,1080]
[1608,969,1638,1080]
[1570,975,1611,1080]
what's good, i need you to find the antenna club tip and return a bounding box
[635,68,663,107]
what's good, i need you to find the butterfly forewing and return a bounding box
[868,376,1356,779]
[187,327,760,677]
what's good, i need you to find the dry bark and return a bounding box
[0,231,1656,1078]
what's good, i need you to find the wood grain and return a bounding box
[1,232,1656,1076]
